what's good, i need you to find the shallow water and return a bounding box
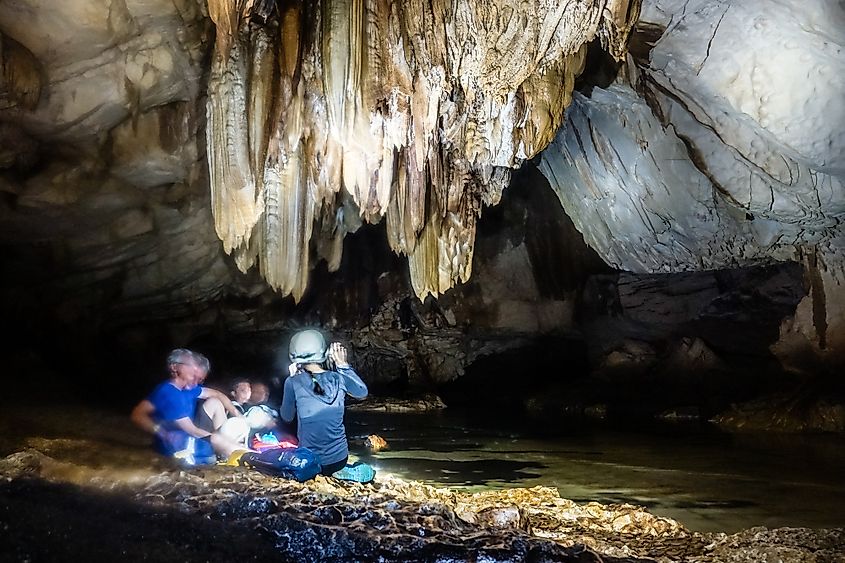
[345,409,845,533]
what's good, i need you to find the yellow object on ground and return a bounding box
[222,449,250,466]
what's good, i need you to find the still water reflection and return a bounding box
[346,409,845,533]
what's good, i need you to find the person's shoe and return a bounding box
[331,461,376,483]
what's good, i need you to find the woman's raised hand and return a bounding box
[330,342,349,368]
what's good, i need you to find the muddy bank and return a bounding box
[0,405,842,562]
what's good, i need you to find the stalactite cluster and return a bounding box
[205,0,640,300]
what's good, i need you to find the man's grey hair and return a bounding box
[192,351,211,374]
[166,348,194,368]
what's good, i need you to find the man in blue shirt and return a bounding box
[131,349,246,466]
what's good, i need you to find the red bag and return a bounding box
[250,430,298,452]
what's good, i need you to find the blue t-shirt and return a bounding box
[148,381,202,425]
[146,381,214,464]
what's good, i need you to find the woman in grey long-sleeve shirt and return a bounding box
[280,339,368,475]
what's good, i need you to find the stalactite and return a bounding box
[206,38,263,254]
[258,145,314,301]
[246,25,277,185]
[805,248,829,350]
[204,0,640,300]
[598,0,643,61]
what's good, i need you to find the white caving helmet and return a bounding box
[289,329,327,365]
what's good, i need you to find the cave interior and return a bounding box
[0,0,844,557]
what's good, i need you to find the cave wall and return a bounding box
[539,0,845,369]
[0,0,233,318]
[0,0,841,409]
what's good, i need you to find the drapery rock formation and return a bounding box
[203,0,640,300]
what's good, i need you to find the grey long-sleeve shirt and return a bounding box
[280,367,368,466]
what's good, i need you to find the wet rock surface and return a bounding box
[348,395,448,413]
[364,435,389,452]
[1,405,842,562]
[712,393,845,433]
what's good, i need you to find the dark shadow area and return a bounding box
[0,478,282,562]
[472,162,613,298]
[437,335,592,412]
[574,39,623,96]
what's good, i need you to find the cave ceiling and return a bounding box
[0,0,842,323]
[541,0,845,276]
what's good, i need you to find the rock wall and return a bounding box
[539,0,845,372]
[0,0,841,411]
[0,0,231,319]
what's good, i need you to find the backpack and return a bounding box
[239,446,321,482]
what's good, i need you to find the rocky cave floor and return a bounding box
[0,403,843,563]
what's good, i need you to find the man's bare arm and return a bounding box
[130,400,158,434]
[199,387,244,418]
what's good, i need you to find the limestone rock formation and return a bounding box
[0,0,842,397]
[203,0,641,300]
[540,0,845,366]
[542,0,844,273]
[0,0,232,322]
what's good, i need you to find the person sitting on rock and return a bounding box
[240,378,298,449]
[280,330,374,482]
[131,349,247,466]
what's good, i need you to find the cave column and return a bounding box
[771,248,845,373]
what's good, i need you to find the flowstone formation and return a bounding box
[204,0,641,299]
